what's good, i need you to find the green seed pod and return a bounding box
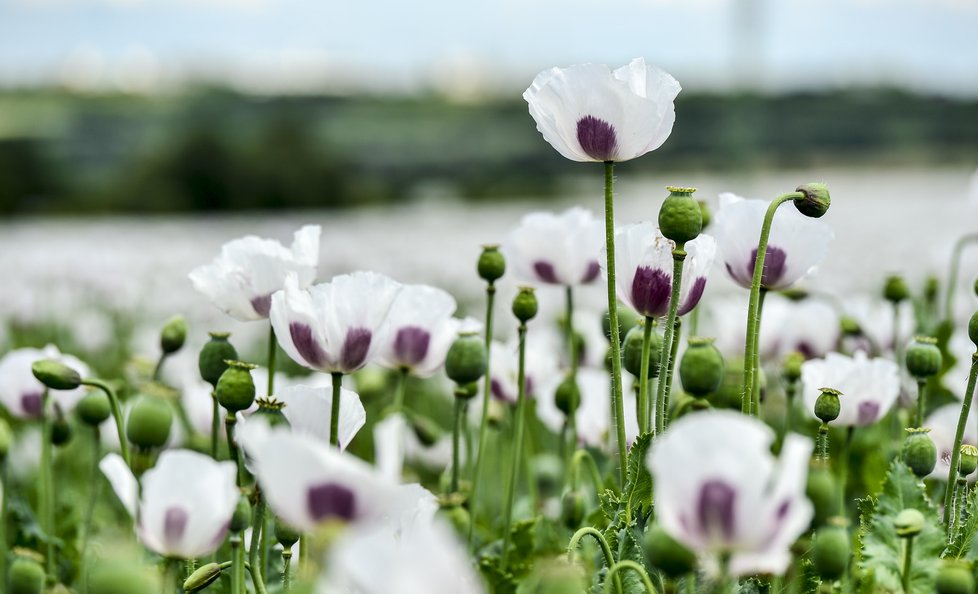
[812,519,850,581]
[883,275,910,304]
[708,359,747,411]
[51,408,72,446]
[839,316,861,337]
[806,463,838,528]
[643,524,697,579]
[230,496,252,533]
[936,560,975,594]
[781,352,805,383]
[560,490,586,529]
[0,417,12,461]
[960,444,978,477]
[160,315,187,355]
[622,322,661,379]
[253,399,289,427]
[477,244,506,284]
[275,519,302,548]
[679,337,724,397]
[444,332,488,385]
[697,199,711,229]
[554,375,581,417]
[76,391,111,426]
[198,332,238,387]
[31,359,82,391]
[905,336,942,379]
[215,360,257,413]
[794,182,831,218]
[658,186,702,245]
[512,287,539,323]
[814,387,842,424]
[184,563,223,594]
[902,428,937,479]
[894,508,925,538]
[126,395,173,449]
[968,311,978,348]
[454,381,479,401]
[8,557,45,594]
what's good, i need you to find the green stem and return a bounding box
[281,550,292,592]
[662,318,682,431]
[82,378,131,467]
[603,560,659,594]
[750,289,768,417]
[80,427,101,589]
[949,479,965,543]
[248,494,268,594]
[943,233,978,324]
[468,281,496,551]
[816,423,830,461]
[392,367,409,412]
[567,527,622,594]
[639,317,654,434]
[451,396,463,494]
[267,324,277,398]
[225,416,244,487]
[501,322,530,571]
[838,427,854,517]
[945,352,978,522]
[741,193,801,414]
[566,286,580,454]
[153,353,167,382]
[603,161,628,487]
[161,558,179,594]
[901,536,914,594]
[330,372,342,447]
[39,390,55,581]
[655,249,687,435]
[780,380,797,448]
[915,379,928,428]
[211,393,220,459]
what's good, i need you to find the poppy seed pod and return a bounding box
[253,398,289,427]
[679,337,724,397]
[793,182,831,219]
[31,358,82,391]
[902,428,937,478]
[198,332,238,387]
[960,444,978,477]
[184,563,223,594]
[230,496,252,533]
[275,519,301,548]
[622,322,662,379]
[781,352,805,383]
[812,519,850,581]
[477,244,506,284]
[554,375,581,417]
[126,395,173,449]
[658,186,702,245]
[814,387,842,424]
[160,315,187,355]
[894,508,925,538]
[905,336,942,379]
[936,560,975,594]
[883,274,910,304]
[444,332,487,385]
[643,524,697,579]
[969,311,978,348]
[512,287,539,323]
[8,557,45,594]
[560,490,586,529]
[215,361,257,413]
[76,391,111,426]
[806,463,838,528]
[51,408,72,446]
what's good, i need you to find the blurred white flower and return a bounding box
[503,207,603,286]
[270,271,401,374]
[100,449,238,559]
[713,193,833,291]
[524,58,680,163]
[487,333,560,404]
[944,332,976,400]
[374,413,454,483]
[0,345,90,419]
[276,383,366,451]
[801,351,900,426]
[648,410,813,576]
[189,225,321,321]
[924,403,978,481]
[841,295,914,355]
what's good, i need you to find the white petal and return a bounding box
[99,452,138,518]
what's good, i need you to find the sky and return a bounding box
[1,0,977,96]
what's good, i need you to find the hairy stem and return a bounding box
[603,161,627,486]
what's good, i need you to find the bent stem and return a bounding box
[750,289,768,417]
[501,322,530,571]
[943,233,978,324]
[638,317,654,434]
[655,248,687,435]
[82,378,131,467]
[468,280,496,550]
[570,449,605,495]
[741,193,802,414]
[603,560,658,594]
[567,527,622,594]
[945,352,978,521]
[330,372,342,447]
[603,161,628,486]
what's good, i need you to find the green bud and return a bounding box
[894,508,925,538]
[781,287,809,302]
[76,391,111,426]
[554,375,581,417]
[512,287,539,323]
[643,525,697,579]
[622,321,661,379]
[969,311,978,348]
[51,407,72,446]
[697,199,711,229]
[444,332,488,385]
[477,244,506,284]
[230,496,252,533]
[793,182,831,218]
[8,557,45,594]
[658,186,702,244]
[275,519,302,548]
[839,316,861,337]
[781,352,805,383]
[560,490,586,529]
[883,275,910,304]
[126,395,173,449]
[0,417,12,461]
[925,276,940,304]
[198,332,238,387]
[216,360,257,413]
[160,315,187,355]
[936,560,975,594]
[184,563,223,593]
[902,428,937,479]
[814,387,842,424]
[960,444,978,477]
[602,307,638,344]
[253,398,289,427]
[454,381,479,401]
[31,358,82,391]
[679,337,724,397]
[806,463,838,528]
[905,336,942,379]
[812,519,850,581]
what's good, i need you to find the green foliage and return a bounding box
[946,487,978,559]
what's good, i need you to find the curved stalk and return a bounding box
[567,527,622,594]
[39,391,55,580]
[944,352,978,520]
[603,161,628,486]
[570,449,605,495]
[82,378,131,467]
[655,249,686,435]
[603,560,659,594]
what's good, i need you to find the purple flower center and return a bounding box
[749,246,788,288]
[533,261,560,284]
[340,328,372,371]
[163,506,189,549]
[857,401,881,426]
[21,392,43,418]
[677,276,707,316]
[630,266,671,317]
[393,326,431,367]
[307,482,357,523]
[581,261,601,283]
[696,479,737,541]
[289,322,328,368]
[576,115,618,161]
[250,294,272,318]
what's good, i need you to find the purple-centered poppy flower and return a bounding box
[503,207,604,286]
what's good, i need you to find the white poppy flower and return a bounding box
[606,223,716,318]
[841,295,915,355]
[0,345,90,419]
[270,271,402,374]
[189,225,321,321]
[524,58,681,163]
[487,333,561,404]
[503,208,604,287]
[648,410,813,577]
[924,403,978,481]
[374,413,454,483]
[275,383,366,451]
[801,351,900,427]
[100,450,238,559]
[713,193,833,291]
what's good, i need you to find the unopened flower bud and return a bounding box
[793,182,831,218]
[902,428,937,478]
[839,316,861,337]
[8,557,45,594]
[31,359,82,391]
[444,332,487,385]
[697,200,711,229]
[894,508,925,538]
[160,315,187,355]
[184,563,223,593]
[969,311,978,348]
[198,332,238,387]
[806,463,838,528]
[622,321,661,379]
[679,337,724,398]
[512,287,539,323]
[126,395,173,449]
[812,519,850,581]
[275,519,301,548]
[554,375,581,417]
[477,244,506,284]
[781,352,804,383]
[936,560,975,594]
[960,444,978,477]
[883,275,910,304]
[216,361,257,413]
[814,388,842,424]
[658,186,702,244]
[230,496,252,533]
[905,336,941,379]
[643,524,697,579]
[76,391,111,426]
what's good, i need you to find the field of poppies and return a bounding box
[3,57,978,594]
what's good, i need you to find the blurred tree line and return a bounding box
[0,88,977,215]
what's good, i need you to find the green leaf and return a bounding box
[479,556,517,594]
[622,432,654,523]
[615,526,648,594]
[857,459,944,594]
[798,558,822,594]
